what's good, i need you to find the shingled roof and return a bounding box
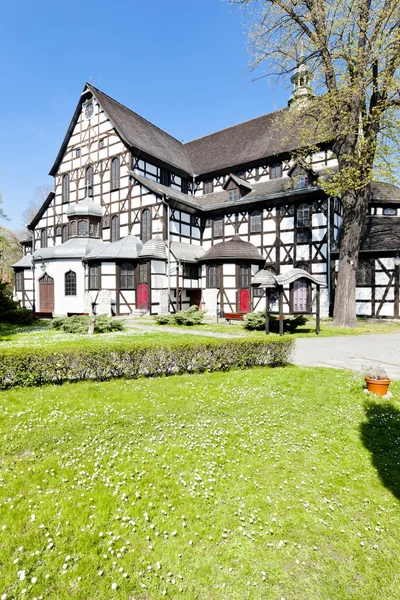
[200,235,264,262]
[359,217,400,252]
[370,182,400,204]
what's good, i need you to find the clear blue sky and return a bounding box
[0,0,290,228]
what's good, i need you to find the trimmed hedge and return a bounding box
[0,337,294,389]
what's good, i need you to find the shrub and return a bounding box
[243,311,308,333]
[0,337,294,389]
[50,315,124,334]
[154,305,206,327]
[0,308,35,325]
[243,312,266,331]
[154,313,174,325]
[0,281,35,325]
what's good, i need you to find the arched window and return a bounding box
[250,210,262,233]
[208,265,220,288]
[86,166,93,197]
[78,219,88,237]
[40,229,47,248]
[139,262,148,283]
[111,215,119,242]
[383,207,396,215]
[65,270,77,296]
[239,265,249,288]
[62,224,69,243]
[70,220,77,237]
[120,263,134,289]
[141,209,151,244]
[297,203,310,227]
[111,157,120,190]
[89,221,99,238]
[62,174,70,204]
[56,226,62,236]
[89,264,100,290]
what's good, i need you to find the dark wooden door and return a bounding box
[189,289,202,308]
[137,283,149,311]
[39,274,54,312]
[239,289,250,313]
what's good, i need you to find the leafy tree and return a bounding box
[230,0,400,326]
[21,184,53,236]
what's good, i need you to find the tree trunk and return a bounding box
[333,186,370,327]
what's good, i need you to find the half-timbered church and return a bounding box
[13,70,400,319]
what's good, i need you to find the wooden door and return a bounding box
[137,283,149,311]
[39,274,54,312]
[239,289,250,313]
[293,280,308,312]
[189,289,202,309]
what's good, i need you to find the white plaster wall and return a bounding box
[35,259,86,315]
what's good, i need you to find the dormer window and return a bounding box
[270,162,282,179]
[204,180,213,194]
[293,174,308,190]
[228,188,239,202]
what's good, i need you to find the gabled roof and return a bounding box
[28,192,55,230]
[222,173,253,191]
[50,84,193,177]
[184,107,322,176]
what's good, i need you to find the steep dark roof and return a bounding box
[200,235,264,262]
[88,85,193,174]
[370,182,400,204]
[360,217,400,252]
[50,84,193,177]
[28,192,55,230]
[184,108,321,176]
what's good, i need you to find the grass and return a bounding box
[0,322,212,350]
[1,366,400,599]
[149,317,400,338]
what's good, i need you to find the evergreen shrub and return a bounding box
[0,281,35,325]
[50,315,124,334]
[0,337,294,389]
[154,305,206,326]
[243,311,308,332]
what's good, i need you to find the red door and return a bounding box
[137,283,149,311]
[39,274,55,312]
[239,289,250,313]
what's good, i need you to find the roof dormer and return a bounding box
[222,173,253,201]
[287,163,317,190]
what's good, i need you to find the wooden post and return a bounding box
[88,315,96,335]
[265,289,270,335]
[176,263,180,312]
[316,284,320,335]
[394,265,399,319]
[279,286,284,336]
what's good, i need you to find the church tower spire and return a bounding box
[288,60,313,108]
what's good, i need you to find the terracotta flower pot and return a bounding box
[365,377,391,396]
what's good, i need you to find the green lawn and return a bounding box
[152,317,400,338]
[0,323,212,350]
[1,367,400,599]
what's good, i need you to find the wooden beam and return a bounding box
[279,286,284,336]
[265,290,270,335]
[316,284,320,335]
